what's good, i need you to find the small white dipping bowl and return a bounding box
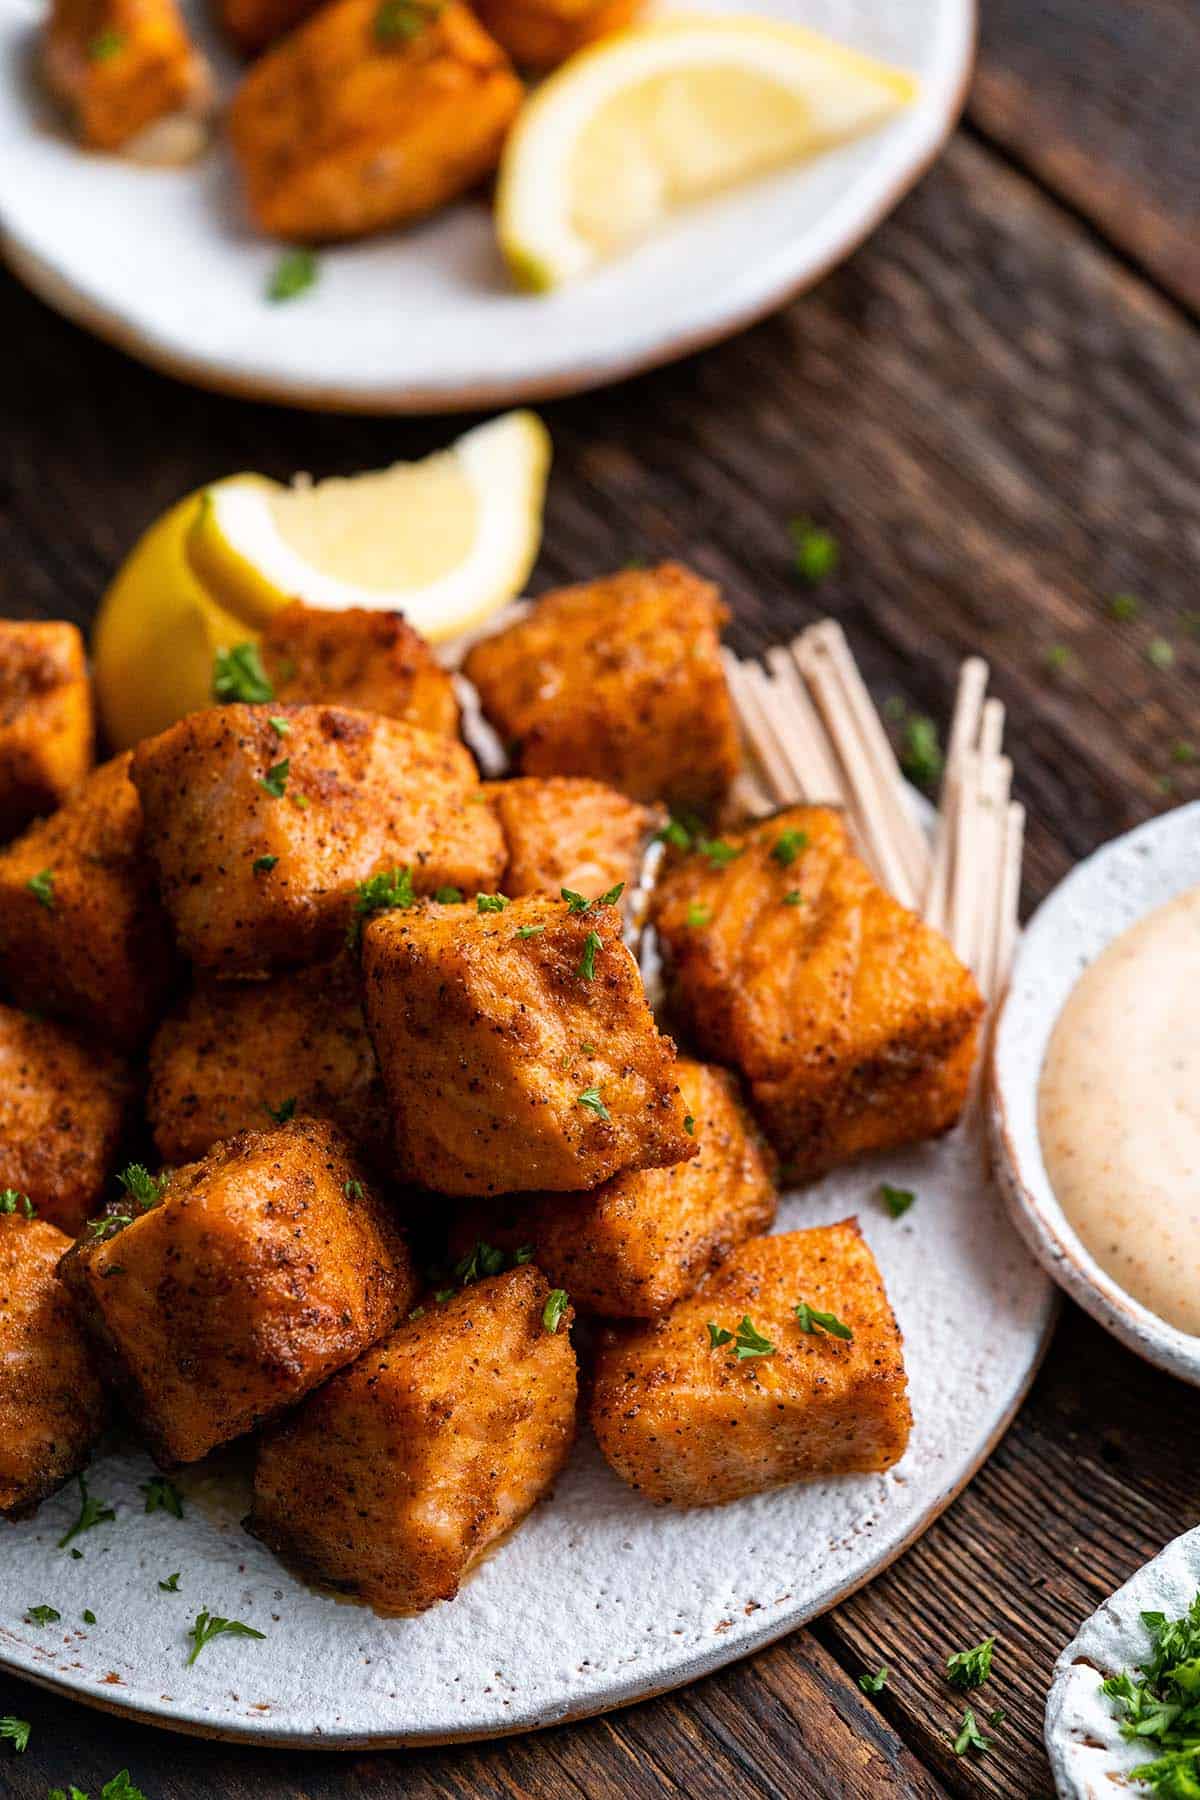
[988,801,1200,1388]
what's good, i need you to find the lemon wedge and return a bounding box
[496,17,916,288]
[187,411,551,643]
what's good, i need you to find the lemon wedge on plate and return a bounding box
[188,411,550,642]
[497,17,916,289]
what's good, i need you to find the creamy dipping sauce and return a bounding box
[1038,885,1200,1337]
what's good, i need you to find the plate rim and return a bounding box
[987,801,1200,1389]
[0,0,976,413]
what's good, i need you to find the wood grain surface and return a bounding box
[3,10,1200,1791]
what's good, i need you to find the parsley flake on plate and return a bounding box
[82,1609,96,1624]
[789,516,839,584]
[266,248,319,304]
[1102,1589,1200,1793]
[117,1164,167,1211]
[0,1189,35,1217]
[709,1317,774,1359]
[1148,637,1176,670]
[577,1085,610,1123]
[0,1715,30,1751]
[58,1474,115,1550]
[946,1635,995,1690]
[25,1604,60,1625]
[263,1096,296,1126]
[142,1475,184,1519]
[686,901,712,929]
[26,869,55,910]
[858,1666,889,1694]
[542,1289,570,1334]
[1108,592,1140,622]
[515,923,545,939]
[344,1178,364,1200]
[374,0,442,42]
[259,758,290,799]
[562,882,625,914]
[49,1771,148,1799]
[577,929,602,981]
[159,1573,182,1593]
[794,1301,853,1341]
[212,642,274,704]
[476,892,508,913]
[683,1114,696,1135]
[346,865,414,948]
[253,855,278,873]
[87,27,125,58]
[771,829,809,867]
[268,715,290,737]
[951,1705,991,1756]
[453,1240,507,1285]
[185,1609,266,1666]
[434,885,463,904]
[880,1182,916,1219]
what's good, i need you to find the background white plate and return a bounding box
[988,803,1200,1390]
[0,0,973,412]
[1046,1525,1200,1799]
[0,1120,1053,1746]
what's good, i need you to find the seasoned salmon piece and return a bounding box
[652,806,984,1176]
[147,956,389,1169]
[42,0,211,151]
[464,563,740,815]
[228,0,524,241]
[591,1221,911,1505]
[260,603,459,739]
[0,1211,108,1518]
[215,0,315,53]
[0,1004,134,1237]
[487,776,658,903]
[449,1061,776,1317]
[0,621,93,843]
[59,1119,417,1466]
[0,753,175,1050]
[249,1265,576,1613]
[473,0,640,69]
[130,704,504,976]
[363,892,695,1195]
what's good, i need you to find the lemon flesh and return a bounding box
[187,411,551,643]
[498,18,917,286]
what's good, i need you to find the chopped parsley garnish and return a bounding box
[782,891,805,907]
[266,248,319,304]
[1044,643,1072,675]
[25,1604,61,1625]
[542,1289,569,1334]
[259,758,290,799]
[434,885,463,904]
[686,901,712,928]
[515,924,545,939]
[476,893,508,913]
[657,817,694,851]
[696,837,741,868]
[1109,592,1140,621]
[794,1301,853,1341]
[708,1316,775,1359]
[268,716,290,737]
[142,1475,184,1519]
[159,1573,181,1592]
[899,714,944,789]
[577,929,602,981]
[1148,637,1176,670]
[26,869,56,910]
[0,1189,34,1217]
[87,1213,131,1241]
[253,855,278,873]
[707,1321,733,1349]
[0,1716,30,1751]
[858,1667,889,1694]
[374,0,442,41]
[577,1085,610,1122]
[453,1241,507,1285]
[263,1096,296,1125]
[212,642,274,704]
[432,1287,456,1304]
[880,1182,916,1219]
[683,1114,696,1135]
[562,883,625,913]
[346,865,414,947]
[58,1474,115,1549]
[951,1706,990,1756]
[185,1609,266,1665]
[946,1636,995,1690]
[344,1178,364,1200]
[117,1164,167,1211]
[514,1245,534,1263]
[1172,741,1197,766]
[1101,1589,1200,1792]
[771,829,809,867]
[82,1609,96,1624]
[789,517,839,585]
[88,27,125,57]
[49,1776,148,1800]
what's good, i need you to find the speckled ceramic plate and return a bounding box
[988,803,1200,1389]
[0,0,973,411]
[1046,1525,1200,1798]
[0,1117,1053,1746]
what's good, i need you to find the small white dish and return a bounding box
[0,0,973,412]
[989,803,1200,1388]
[1046,1525,1200,1798]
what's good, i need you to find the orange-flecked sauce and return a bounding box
[1038,887,1200,1337]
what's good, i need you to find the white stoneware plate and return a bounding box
[0,1119,1053,1746]
[1046,1525,1200,1798]
[988,803,1200,1389]
[0,0,973,412]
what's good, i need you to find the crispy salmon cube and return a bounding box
[147,956,389,1168]
[249,1265,576,1612]
[0,753,175,1050]
[0,621,93,843]
[464,563,740,815]
[130,704,504,976]
[591,1221,911,1505]
[450,1061,777,1317]
[0,1211,108,1517]
[59,1118,416,1465]
[228,0,524,242]
[0,1004,134,1237]
[487,776,658,903]
[473,0,639,68]
[363,892,694,1196]
[652,806,984,1177]
[260,604,459,739]
[42,0,211,151]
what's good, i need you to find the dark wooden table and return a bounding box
[3,0,1199,1790]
